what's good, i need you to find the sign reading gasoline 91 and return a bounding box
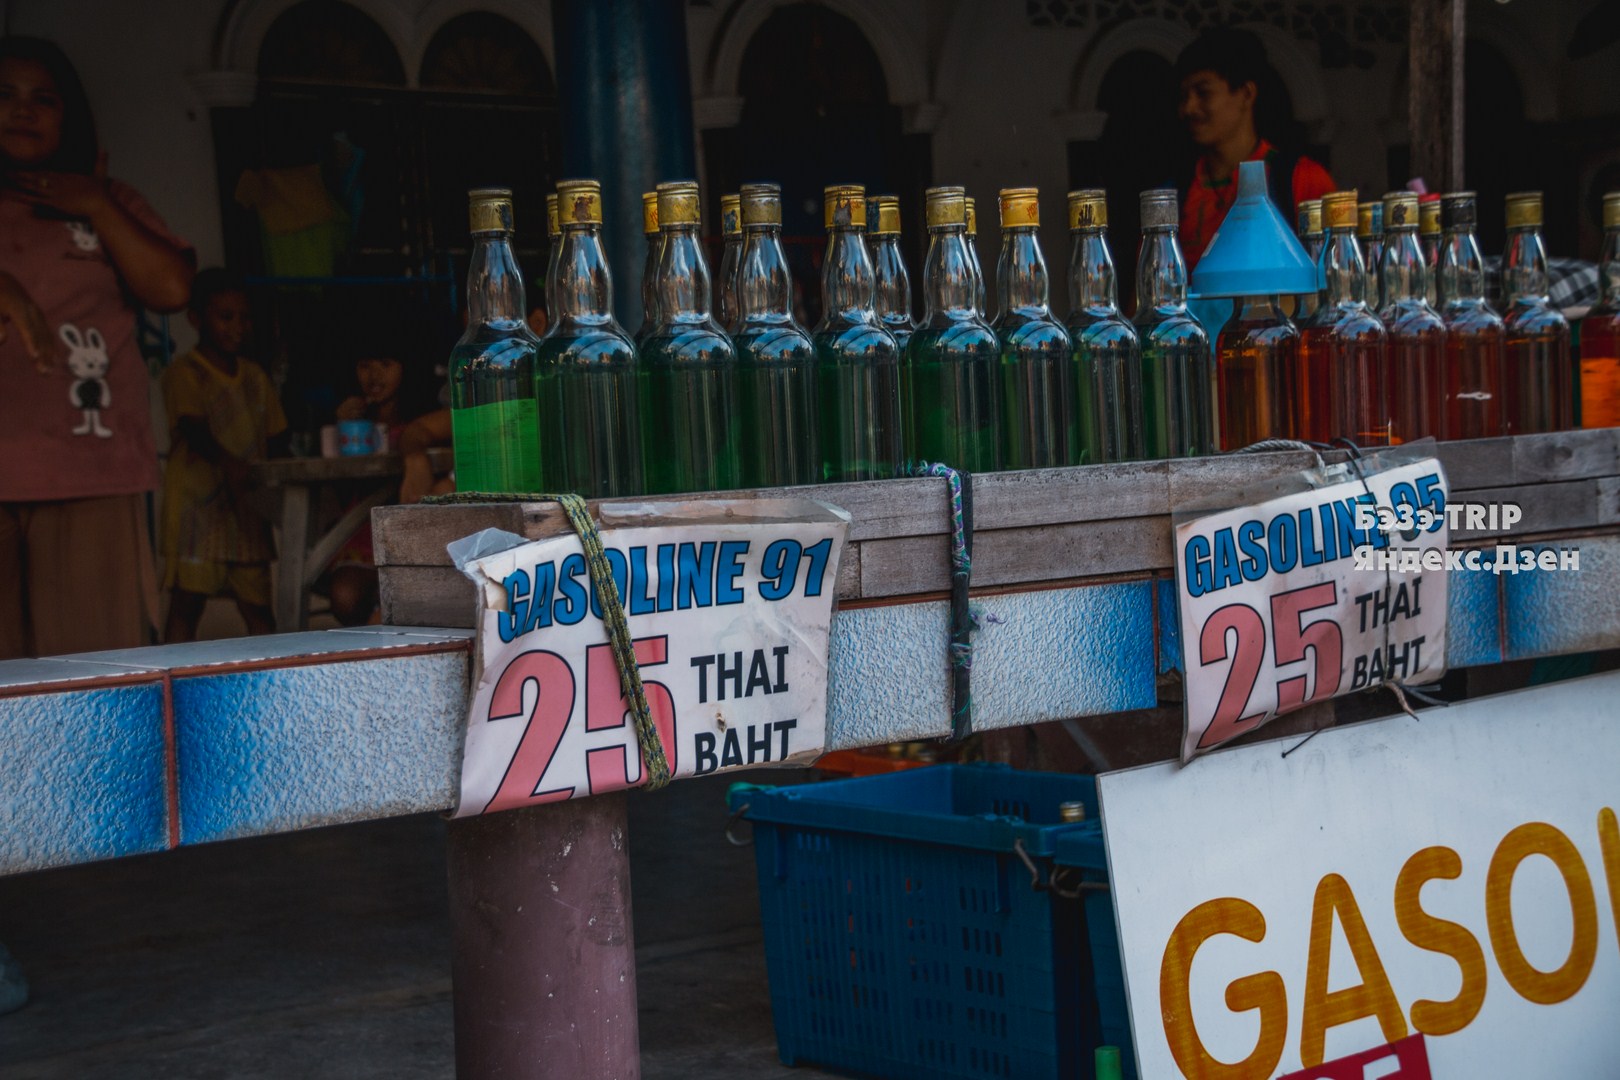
[453,502,847,816]
[1173,458,1449,761]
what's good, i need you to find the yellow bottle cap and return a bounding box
[965,196,978,236]
[641,191,659,235]
[1606,192,1620,230]
[1420,197,1442,236]
[1322,190,1359,231]
[555,179,603,226]
[1356,200,1381,238]
[544,192,559,237]
[1383,191,1419,230]
[1505,191,1542,229]
[721,193,741,237]
[468,188,513,234]
[656,181,701,227]
[867,194,901,236]
[998,187,1039,228]
[739,183,782,227]
[1296,198,1321,237]
[1067,189,1106,230]
[924,186,967,229]
[823,184,866,229]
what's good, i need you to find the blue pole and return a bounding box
[553,0,698,331]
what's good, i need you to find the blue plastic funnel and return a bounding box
[1189,160,1320,300]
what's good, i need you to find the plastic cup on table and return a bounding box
[338,419,375,456]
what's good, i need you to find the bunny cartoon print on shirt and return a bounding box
[65,220,100,252]
[61,323,113,437]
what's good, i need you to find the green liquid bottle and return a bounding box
[544,193,561,326]
[1066,189,1143,463]
[904,186,1002,472]
[535,178,643,498]
[965,195,988,319]
[992,186,1076,468]
[716,192,743,334]
[1134,188,1214,459]
[638,180,740,494]
[733,183,819,487]
[868,194,916,353]
[449,188,542,493]
[813,185,903,481]
[634,190,661,345]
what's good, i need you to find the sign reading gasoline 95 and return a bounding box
[453,502,847,816]
[1173,458,1449,761]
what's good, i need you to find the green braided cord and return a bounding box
[425,491,672,790]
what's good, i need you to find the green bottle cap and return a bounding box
[1095,1045,1123,1080]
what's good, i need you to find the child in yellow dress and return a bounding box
[160,269,286,641]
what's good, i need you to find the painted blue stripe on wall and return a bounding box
[1445,559,1503,669]
[1502,536,1620,660]
[1156,577,1183,675]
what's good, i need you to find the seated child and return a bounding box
[161,269,286,641]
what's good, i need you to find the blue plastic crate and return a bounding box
[1053,829,1135,1080]
[730,764,1121,1080]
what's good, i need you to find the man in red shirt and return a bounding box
[1176,27,1335,269]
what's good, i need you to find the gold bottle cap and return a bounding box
[1441,191,1477,230]
[641,191,659,235]
[1297,198,1322,237]
[1606,192,1620,230]
[1383,191,1419,230]
[1505,191,1543,229]
[867,194,901,236]
[924,186,967,229]
[1420,196,1442,236]
[1139,188,1179,228]
[1067,189,1107,230]
[965,196,978,236]
[1356,200,1382,238]
[1058,801,1087,823]
[823,184,867,229]
[999,187,1039,228]
[656,180,701,227]
[1322,190,1359,230]
[468,187,513,234]
[545,192,559,237]
[555,179,603,226]
[721,192,742,236]
[739,183,782,226]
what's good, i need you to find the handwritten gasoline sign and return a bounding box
[453,501,847,816]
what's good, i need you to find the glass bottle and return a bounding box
[867,194,916,352]
[1502,191,1574,433]
[1419,195,1443,308]
[1134,188,1214,459]
[1066,189,1143,463]
[448,188,542,493]
[638,180,740,494]
[1439,191,1506,439]
[965,195,987,318]
[1320,190,1390,446]
[905,186,1002,470]
[535,178,642,497]
[733,183,819,487]
[1357,199,1386,315]
[1379,191,1445,442]
[1217,295,1298,448]
[635,191,661,344]
[1579,191,1620,430]
[544,192,561,325]
[813,184,904,481]
[716,192,743,333]
[992,187,1076,468]
[1295,198,1324,324]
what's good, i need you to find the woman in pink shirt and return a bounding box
[0,36,195,658]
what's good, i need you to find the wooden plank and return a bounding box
[1512,428,1620,484]
[1448,480,1602,539]
[253,446,454,486]
[1408,0,1465,193]
[1599,476,1620,527]
[1435,437,1515,491]
[380,566,477,629]
[1167,451,1326,508]
[969,461,1169,529]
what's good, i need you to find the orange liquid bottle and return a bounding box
[1501,191,1573,433]
[1438,192,1506,439]
[1320,190,1390,446]
[1379,192,1444,442]
[1217,295,1299,448]
[1580,192,1620,429]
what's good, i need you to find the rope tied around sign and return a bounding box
[424,490,672,790]
[906,462,978,740]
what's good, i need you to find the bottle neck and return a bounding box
[640,233,661,324]
[922,225,979,321]
[996,227,1051,315]
[1502,224,1550,304]
[655,223,714,322]
[1136,227,1188,313]
[869,234,912,324]
[1068,228,1120,315]
[467,231,527,324]
[1441,225,1489,305]
[1234,294,1284,322]
[1324,226,1367,308]
[1603,227,1620,305]
[1381,226,1427,305]
[966,233,986,316]
[553,223,617,325]
[820,226,876,323]
[718,236,743,325]
[738,225,794,322]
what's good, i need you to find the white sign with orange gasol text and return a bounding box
[1097,670,1620,1078]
